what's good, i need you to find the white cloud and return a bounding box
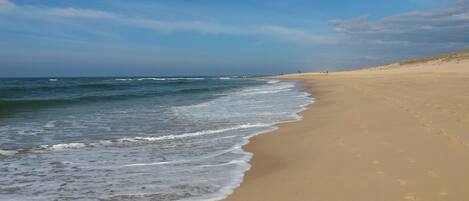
[125,18,247,35]
[0,0,329,45]
[47,8,118,19]
[0,0,15,13]
[261,25,336,44]
[332,1,469,45]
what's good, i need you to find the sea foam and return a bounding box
[0,78,313,201]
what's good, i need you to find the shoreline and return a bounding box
[213,79,315,201]
[223,58,469,201]
[221,78,319,201]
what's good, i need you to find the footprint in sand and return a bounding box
[427,170,438,178]
[338,137,345,147]
[396,179,408,186]
[404,193,419,201]
[407,158,416,163]
[397,149,406,153]
[449,135,461,143]
[439,191,448,196]
[424,127,435,133]
[372,160,380,165]
[439,129,449,137]
[376,170,384,175]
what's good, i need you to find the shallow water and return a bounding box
[0,77,312,201]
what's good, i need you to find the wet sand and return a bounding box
[224,54,469,201]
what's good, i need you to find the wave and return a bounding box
[168,77,206,80]
[238,89,290,96]
[115,78,133,81]
[0,149,18,156]
[0,99,66,111]
[115,77,206,81]
[118,141,251,169]
[1,78,207,99]
[1,77,217,98]
[38,143,87,151]
[0,95,150,111]
[0,87,231,112]
[1,83,126,93]
[236,82,295,96]
[122,158,246,168]
[0,123,270,156]
[117,123,269,142]
[116,78,167,81]
[267,80,280,84]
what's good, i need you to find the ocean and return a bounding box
[0,77,312,201]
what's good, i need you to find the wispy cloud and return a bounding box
[47,8,118,19]
[0,0,329,45]
[318,0,469,68]
[0,0,15,12]
[261,25,336,44]
[331,0,469,45]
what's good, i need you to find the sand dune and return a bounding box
[224,51,469,201]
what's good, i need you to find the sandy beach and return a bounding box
[224,51,469,201]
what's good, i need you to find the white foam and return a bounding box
[116,77,206,81]
[16,123,270,155]
[227,82,295,97]
[136,78,166,81]
[43,120,57,128]
[118,123,270,142]
[238,89,289,96]
[241,82,294,92]
[180,154,252,201]
[167,78,205,80]
[116,78,167,81]
[121,142,250,168]
[190,80,313,201]
[48,79,58,82]
[267,80,280,84]
[122,161,175,167]
[40,143,86,151]
[0,149,18,156]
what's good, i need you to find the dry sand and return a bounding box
[223,53,469,201]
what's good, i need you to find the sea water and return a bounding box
[0,77,312,201]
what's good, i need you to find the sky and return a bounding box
[0,0,468,77]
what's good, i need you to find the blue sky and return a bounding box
[0,0,468,77]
